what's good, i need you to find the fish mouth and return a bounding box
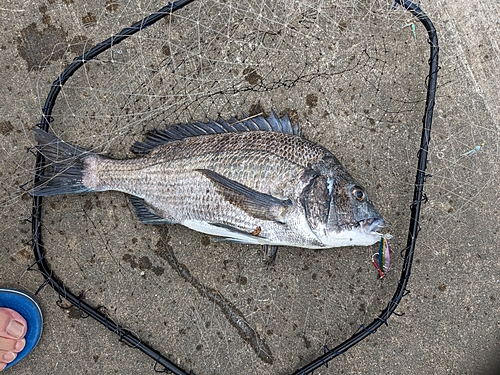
[360,218,386,234]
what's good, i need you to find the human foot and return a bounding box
[0,307,27,371]
[0,288,42,371]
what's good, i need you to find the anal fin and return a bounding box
[129,196,173,225]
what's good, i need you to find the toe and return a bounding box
[15,339,25,352]
[0,350,17,364]
[0,337,24,352]
[0,308,26,340]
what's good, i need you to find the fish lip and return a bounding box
[361,218,386,234]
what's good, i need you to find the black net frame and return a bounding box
[27,1,438,374]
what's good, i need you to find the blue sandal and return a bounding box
[0,288,43,370]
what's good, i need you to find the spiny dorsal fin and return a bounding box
[130,109,300,154]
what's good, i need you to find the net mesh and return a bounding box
[1,0,464,374]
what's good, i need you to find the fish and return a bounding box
[31,110,387,249]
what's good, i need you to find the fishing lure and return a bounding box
[401,20,417,40]
[460,142,485,157]
[372,237,391,279]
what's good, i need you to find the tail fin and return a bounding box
[31,129,96,196]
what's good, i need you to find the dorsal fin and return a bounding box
[130,109,300,154]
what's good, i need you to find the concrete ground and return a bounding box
[0,0,498,374]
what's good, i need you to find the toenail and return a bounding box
[3,352,16,362]
[6,320,24,339]
[15,339,26,351]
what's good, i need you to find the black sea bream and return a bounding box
[31,111,387,249]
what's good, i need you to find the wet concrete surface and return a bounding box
[0,1,498,374]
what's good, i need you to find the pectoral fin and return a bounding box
[209,223,267,242]
[197,169,291,223]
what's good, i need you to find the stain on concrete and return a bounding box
[153,266,165,276]
[65,306,82,319]
[82,12,97,27]
[0,121,14,136]
[105,0,120,13]
[236,275,247,285]
[305,93,318,108]
[57,298,85,320]
[123,254,138,268]
[138,255,152,270]
[161,44,171,56]
[123,253,165,276]
[338,21,348,32]
[68,35,94,56]
[200,235,210,246]
[39,4,51,25]
[83,199,93,211]
[248,101,265,116]
[302,334,311,349]
[17,23,68,71]
[18,248,31,260]
[155,227,273,364]
[243,67,262,85]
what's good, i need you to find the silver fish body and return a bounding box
[32,111,386,249]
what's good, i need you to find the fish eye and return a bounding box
[352,187,365,201]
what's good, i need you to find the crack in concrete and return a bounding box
[155,227,274,364]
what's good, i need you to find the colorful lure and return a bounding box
[460,142,485,157]
[372,237,391,279]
